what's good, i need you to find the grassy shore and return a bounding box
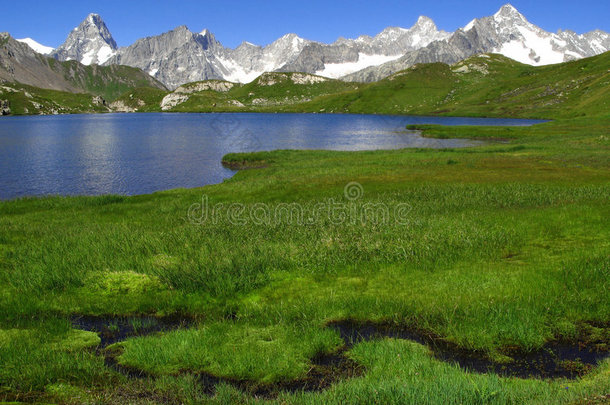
[0,112,608,403]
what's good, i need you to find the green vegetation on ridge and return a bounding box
[57,61,167,102]
[279,53,610,118]
[113,52,610,120]
[3,51,609,118]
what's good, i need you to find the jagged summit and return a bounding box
[494,4,522,19]
[86,14,106,27]
[415,16,437,29]
[493,4,528,25]
[271,33,307,47]
[168,25,193,37]
[51,13,117,65]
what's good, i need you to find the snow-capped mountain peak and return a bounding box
[16,38,54,55]
[376,27,408,41]
[486,4,584,65]
[271,33,307,51]
[86,14,101,25]
[414,16,437,30]
[493,4,524,21]
[407,15,450,48]
[51,13,118,65]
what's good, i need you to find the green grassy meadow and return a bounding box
[0,53,609,404]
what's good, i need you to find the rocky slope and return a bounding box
[105,27,229,90]
[0,33,165,100]
[1,33,80,92]
[105,29,315,89]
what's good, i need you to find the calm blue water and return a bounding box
[0,113,545,199]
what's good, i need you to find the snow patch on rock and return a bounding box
[16,38,54,54]
[316,53,403,79]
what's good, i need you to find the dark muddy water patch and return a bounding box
[71,315,363,398]
[70,315,609,399]
[327,320,609,380]
[70,314,196,347]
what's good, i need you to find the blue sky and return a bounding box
[2,0,609,48]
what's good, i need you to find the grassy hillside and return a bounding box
[0,72,167,116]
[56,61,167,102]
[288,53,610,119]
[133,52,610,120]
[109,87,169,112]
[292,62,457,115]
[0,82,111,115]
[116,72,361,113]
[230,72,361,105]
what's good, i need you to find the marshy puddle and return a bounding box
[71,315,609,398]
[71,315,195,347]
[328,320,609,380]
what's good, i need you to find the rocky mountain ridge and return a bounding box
[14,4,610,87]
[343,5,610,81]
